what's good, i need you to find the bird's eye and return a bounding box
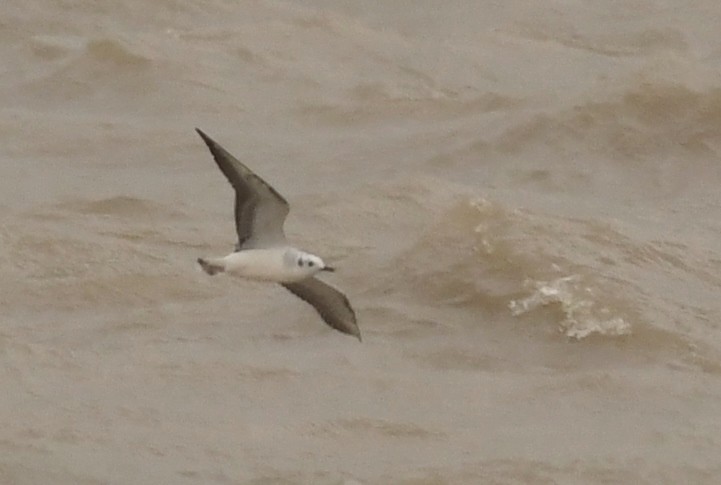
[309,261,314,267]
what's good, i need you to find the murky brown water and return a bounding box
[3,1,721,483]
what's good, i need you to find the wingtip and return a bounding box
[195,127,211,143]
[349,322,362,342]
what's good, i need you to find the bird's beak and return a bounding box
[322,265,335,272]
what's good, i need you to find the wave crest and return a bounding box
[376,195,634,339]
[510,275,631,339]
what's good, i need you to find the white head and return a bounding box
[290,250,335,276]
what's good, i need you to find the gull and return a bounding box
[194,128,361,341]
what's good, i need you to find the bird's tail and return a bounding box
[197,257,225,275]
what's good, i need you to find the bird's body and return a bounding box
[194,128,361,341]
[199,247,321,283]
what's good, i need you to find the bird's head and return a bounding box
[296,252,334,274]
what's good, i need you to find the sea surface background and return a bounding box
[2,1,721,483]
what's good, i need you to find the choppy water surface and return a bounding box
[3,1,721,483]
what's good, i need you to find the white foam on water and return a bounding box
[510,275,632,339]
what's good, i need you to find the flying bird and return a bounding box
[195,128,361,341]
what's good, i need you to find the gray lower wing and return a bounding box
[281,277,361,341]
[196,128,290,249]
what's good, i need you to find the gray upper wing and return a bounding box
[281,277,361,341]
[196,128,290,249]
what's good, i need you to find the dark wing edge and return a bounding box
[195,128,290,249]
[195,128,289,207]
[281,277,361,341]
